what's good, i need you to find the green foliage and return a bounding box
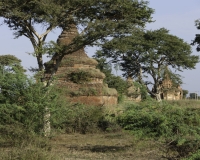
[136,82,149,100]
[0,55,27,103]
[98,112,121,132]
[183,150,200,160]
[117,100,200,157]
[68,70,91,84]
[93,55,128,102]
[50,89,120,133]
[0,55,118,139]
[0,55,66,140]
[93,52,112,76]
[94,55,149,101]
[183,90,189,99]
[1,0,153,71]
[102,86,118,96]
[51,103,104,134]
[162,66,183,87]
[97,28,199,99]
[118,94,125,104]
[0,81,60,139]
[105,75,127,97]
[65,86,99,97]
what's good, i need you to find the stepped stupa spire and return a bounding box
[44,25,118,106]
[57,25,88,58]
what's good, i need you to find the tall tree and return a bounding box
[0,0,154,72]
[0,55,27,103]
[96,28,199,101]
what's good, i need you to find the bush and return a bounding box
[98,111,121,132]
[68,70,91,84]
[51,103,104,134]
[117,100,200,157]
[51,100,122,134]
[0,81,59,143]
[183,150,200,160]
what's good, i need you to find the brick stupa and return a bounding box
[44,25,118,106]
[161,72,183,100]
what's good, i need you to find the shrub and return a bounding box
[117,100,200,157]
[98,113,121,132]
[51,103,104,134]
[183,150,200,160]
[68,70,91,84]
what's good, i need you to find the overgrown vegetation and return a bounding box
[0,58,200,159]
[1,54,200,159]
[2,96,200,159]
[68,70,91,84]
[117,100,200,159]
[51,103,120,134]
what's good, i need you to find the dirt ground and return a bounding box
[50,132,170,160]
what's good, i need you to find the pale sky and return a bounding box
[0,0,200,94]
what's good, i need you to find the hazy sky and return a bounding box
[0,0,200,94]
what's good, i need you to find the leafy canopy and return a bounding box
[96,28,199,97]
[0,0,154,71]
[0,55,27,103]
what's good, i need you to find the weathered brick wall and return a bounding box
[70,96,117,106]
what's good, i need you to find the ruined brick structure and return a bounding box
[126,77,141,102]
[161,73,183,100]
[44,25,118,106]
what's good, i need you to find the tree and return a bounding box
[0,55,27,104]
[0,55,30,137]
[0,0,154,73]
[191,19,200,51]
[182,90,188,99]
[96,28,199,101]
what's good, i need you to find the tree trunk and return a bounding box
[149,83,162,102]
[37,54,44,71]
[155,93,162,102]
[43,107,51,137]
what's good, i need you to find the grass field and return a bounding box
[0,132,167,160]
